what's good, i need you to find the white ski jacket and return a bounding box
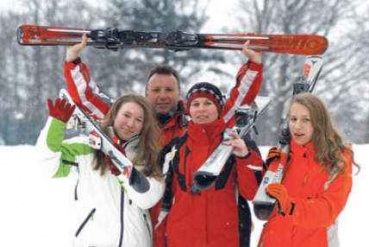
[36,118,164,247]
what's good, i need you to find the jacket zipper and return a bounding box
[61,159,80,200]
[75,208,96,237]
[143,213,152,241]
[118,189,124,247]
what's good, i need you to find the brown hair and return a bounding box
[146,65,181,91]
[290,93,353,174]
[95,95,162,178]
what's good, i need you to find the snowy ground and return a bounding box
[0,144,367,246]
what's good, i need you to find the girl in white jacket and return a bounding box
[37,95,164,247]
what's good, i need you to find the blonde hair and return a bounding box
[95,95,162,178]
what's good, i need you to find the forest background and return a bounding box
[0,0,368,146]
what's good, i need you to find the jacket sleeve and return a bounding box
[118,173,165,210]
[222,61,263,127]
[236,149,264,200]
[36,117,93,178]
[291,151,353,228]
[64,60,112,119]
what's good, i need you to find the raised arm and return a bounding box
[36,98,92,178]
[64,34,112,120]
[222,41,263,127]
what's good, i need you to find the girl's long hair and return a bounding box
[95,95,162,178]
[291,93,355,174]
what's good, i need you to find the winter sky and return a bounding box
[0,144,367,246]
[0,0,238,32]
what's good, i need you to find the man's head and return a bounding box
[145,65,181,115]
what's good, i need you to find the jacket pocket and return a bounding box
[75,208,96,237]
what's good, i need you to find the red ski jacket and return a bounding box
[258,140,353,247]
[163,61,264,247]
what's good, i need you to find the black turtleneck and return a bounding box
[156,112,173,125]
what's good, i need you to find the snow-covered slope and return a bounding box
[0,144,366,246]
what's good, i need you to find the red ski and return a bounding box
[17,24,328,55]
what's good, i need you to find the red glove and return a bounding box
[266,183,293,216]
[47,98,76,123]
[266,147,281,161]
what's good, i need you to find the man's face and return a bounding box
[146,74,180,115]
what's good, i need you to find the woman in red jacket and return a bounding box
[160,42,264,247]
[258,93,355,247]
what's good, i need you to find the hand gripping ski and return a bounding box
[252,56,324,220]
[192,96,271,192]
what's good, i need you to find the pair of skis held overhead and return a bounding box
[17,24,326,220]
[17,24,328,55]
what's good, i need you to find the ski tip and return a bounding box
[315,36,329,55]
[16,25,25,45]
[16,24,39,46]
[129,167,150,193]
[193,171,217,191]
[284,35,329,55]
[262,34,329,55]
[253,202,275,220]
[16,24,89,46]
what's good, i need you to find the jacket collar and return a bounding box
[290,139,316,158]
[158,100,186,129]
[187,118,225,143]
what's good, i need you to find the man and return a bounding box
[145,65,186,145]
[145,65,185,247]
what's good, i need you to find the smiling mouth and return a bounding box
[121,127,135,134]
[156,103,170,108]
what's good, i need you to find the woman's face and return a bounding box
[113,101,144,140]
[288,102,314,145]
[189,97,219,124]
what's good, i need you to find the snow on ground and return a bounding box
[0,144,367,246]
